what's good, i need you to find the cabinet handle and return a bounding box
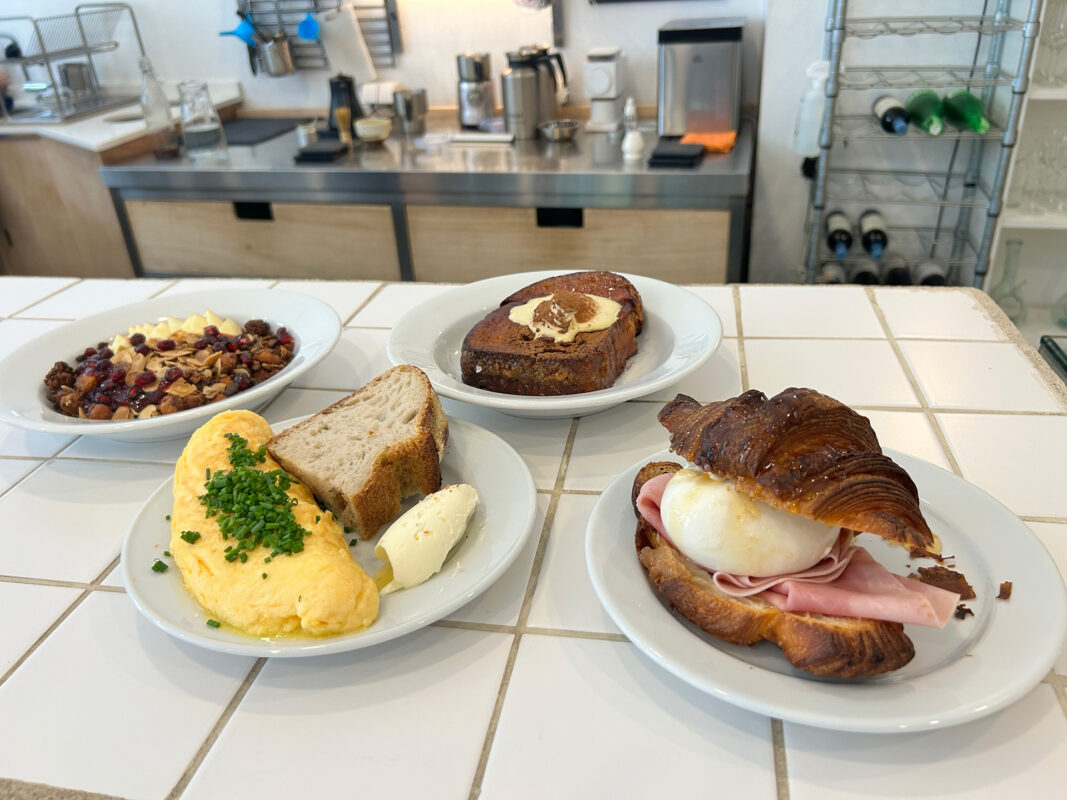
[233,202,273,221]
[536,207,583,228]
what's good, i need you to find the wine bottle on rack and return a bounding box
[848,258,881,285]
[881,254,912,285]
[914,259,948,286]
[859,210,888,260]
[816,262,848,284]
[824,210,853,259]
[872,96,909,135]
[942,89,991,135]
[905,89,944,136]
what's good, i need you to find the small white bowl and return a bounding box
[356,116,391,142]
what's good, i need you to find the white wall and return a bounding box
[0,0,764,110]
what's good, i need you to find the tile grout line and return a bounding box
[771,718,791,800]
[340,282,387,326]
[167,658,268,800]
[466,417,580,800]
[6,277,84,318]
[732,285,749,392]
[1019,515,1067,524]
[146,279,180,299]
[865,288,964,478]
[0,459,50,502]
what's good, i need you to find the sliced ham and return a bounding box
[635,471,960,629]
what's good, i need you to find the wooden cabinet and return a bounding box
[406,205,730,283]
[0,137,133,277]
[124,200,401,280]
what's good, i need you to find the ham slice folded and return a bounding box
[636,472,959,628]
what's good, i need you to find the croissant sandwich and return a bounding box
[632,388,961,678]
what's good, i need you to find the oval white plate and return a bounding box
[586,448,1067,733]
[386,271,722,419]
[122,417,537,656]
[0,289,340,442]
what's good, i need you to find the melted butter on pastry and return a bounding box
[660,468,841,577]
[508,291,621,343]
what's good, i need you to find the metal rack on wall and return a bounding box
[804,0,1044,287]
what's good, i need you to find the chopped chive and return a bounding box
[180,530,201,544]
[206,619,221,628]
[261,572,267,579]
[151,559,168,573]
[343,525,353,534]
[163,550,171,557]
[349,539,357,547]
[164,514,171,521]
[315,515,320,523]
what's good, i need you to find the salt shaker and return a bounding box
[621,96,644,161]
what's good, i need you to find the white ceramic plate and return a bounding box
[0,289,340,442]
[587,448,1067,733]
[122,417,537,656]
[386,271,722,419]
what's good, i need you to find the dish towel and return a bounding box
[679,130,738,153]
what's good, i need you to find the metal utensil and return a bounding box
[538,119,580,142]
[260,33,295,77]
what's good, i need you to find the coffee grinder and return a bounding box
[584,47,624,133]
[457,53,494,129]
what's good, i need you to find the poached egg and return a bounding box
[659,468,840,577]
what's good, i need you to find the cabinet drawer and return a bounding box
[126,200,400,280]
[407,205,729,283]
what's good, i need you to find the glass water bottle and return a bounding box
[178,80,227,161]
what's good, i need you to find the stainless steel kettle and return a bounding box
[518,44,568,123]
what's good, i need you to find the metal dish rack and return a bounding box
[240,0,402,72]
[0,3,143,123]
[804,1,1043,287]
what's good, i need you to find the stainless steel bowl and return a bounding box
[538,119,580,142]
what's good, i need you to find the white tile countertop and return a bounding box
[0,278,1065,800]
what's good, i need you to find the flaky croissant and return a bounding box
[657,388,937,555]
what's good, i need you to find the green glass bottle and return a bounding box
[905,89,944,136]
[942,89,991,135]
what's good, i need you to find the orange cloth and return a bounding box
[679,131,737,153]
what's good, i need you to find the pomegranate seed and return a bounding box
[223,382,240,397]
[110,368,126,383]
[135,344,151,356]
[193,338,210,350]
[83,347,97,359]
[127,386,144,401]
[235,334,252,349]
[129,333,146,346]
[98,347,113,360]
[234,373,251,390]
[277,335,294,347]
[165,367,184,382]
[211,341,226,352]
[134,371,155,386]
[238,352,252,367]
[225,341,237,352]
[203,325,220,337]
[277,327,288,337]
[156,339,176,351]
[145,389,164,405]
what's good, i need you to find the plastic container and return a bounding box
[793,61,829,157]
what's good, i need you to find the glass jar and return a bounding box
[178,80,227,161]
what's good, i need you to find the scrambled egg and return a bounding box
[171,410,379,637]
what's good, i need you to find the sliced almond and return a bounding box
[112,406,134,421]
[165,378,196,397]
[136,404,159,419]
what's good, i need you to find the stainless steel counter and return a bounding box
[100,121,754,279]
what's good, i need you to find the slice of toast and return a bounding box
[461,271,643,396]
[266,366,448,539]
[633,461,915,678]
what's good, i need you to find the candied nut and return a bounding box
[218,352,238,373]
[158,395,185,415]
[245,319,271,336]
[74,374,98,393]
[88,403,112,420]
[183,392,206,409]
[58,392,81,416]
[253,349,284,366]
[44,361,76,391]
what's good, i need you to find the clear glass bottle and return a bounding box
[989,240,1027,324]
[178,80,227,161]
[139,57,180,158]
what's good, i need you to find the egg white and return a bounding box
[659,468,840,577]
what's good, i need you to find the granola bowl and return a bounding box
[0,289,341,442]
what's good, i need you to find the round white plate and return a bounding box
[122,417,537,656]
[0,289,340,442]
[386,271,722,419]
[586,448,1067,733]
